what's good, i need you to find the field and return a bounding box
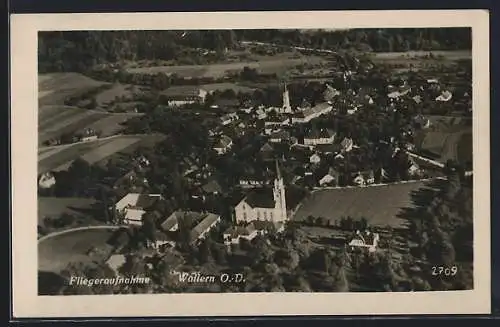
[371,50,471,72]
[38,134,165,174]
[126,54,327,78]
[292,181,434,229]
[39,73,109,106]
[38,105,143,144]
[372,50,471,61]
[38,227,118,273]
[38,197,99,225]
[415,115,472,164]
[93,83,147,107]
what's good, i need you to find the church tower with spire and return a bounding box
[273,160,288,221]
[281,82,292,114]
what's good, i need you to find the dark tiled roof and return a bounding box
[161,86,205,98]
[190,213,220,242]
[202,179,223,194]
[135,194,160,209]
[244,188,276,209]
[296,102,332,118]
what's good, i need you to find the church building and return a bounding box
[278,83,293,114]
[234,161,288,223]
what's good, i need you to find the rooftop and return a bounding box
[243,188,276,209]
[160,86,206,98]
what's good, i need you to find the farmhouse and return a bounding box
[223,220,285,247]
[436,90,453,102]
[220,112,239,126]
[79,128,98,142]
[348,230,380,253]
[319,167,340,187]
[387,84,411,99]
[353,170,375,187]
[309,153,321,164]
[160,210,221,245]
[38,172,56,189]
[213,135,233,155]
[269,130,295,144]
[234,161,288,223]
[323,84,340,102]
[115,193,163,225]
[189,213,221,245]
[160,86,208,106]
[292,102,333,124]
[303,128,336,146]
[340,137,354,152]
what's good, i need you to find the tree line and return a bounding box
[39,28,471,73]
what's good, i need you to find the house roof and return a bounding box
[161,86,205,98]
[270,130,291,139]
[323,84,340,101]
[116,193,162,211]
[190,213,220,242]
[316,143,342,154]
[202,179,223,194]
[260,142,274,152]
[296,102,332,118]
[243,188,276,209]
[305,128,336,139]
[215,135,232,148]
[341,137,353,148]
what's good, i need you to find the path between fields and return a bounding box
[39,105,144,118]
[38,133,144,153]
[240,41,339,55]
[38,225,127,242]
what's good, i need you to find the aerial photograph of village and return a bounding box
[37,28,474,295]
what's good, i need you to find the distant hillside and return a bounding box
[39,28,472,73]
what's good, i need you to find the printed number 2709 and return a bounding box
[432,266,458,276]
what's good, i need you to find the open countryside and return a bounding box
[293,180,438,228]
[37,28,474,296]
[126,54,327,78]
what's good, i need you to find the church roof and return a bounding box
[244,188,276,209]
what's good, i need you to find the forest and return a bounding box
[38,28,472,73]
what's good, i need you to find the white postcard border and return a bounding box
[10,10,490,318]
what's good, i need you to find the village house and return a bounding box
[353,170,375,187]
[220,112,239,126]
[323,84,340,102]
[38,172,56,189]
[160,86,208,107]
[292,102,333,124]
[160,210,221,246]
[269,130,290,143]
[189,213,221,245]
[223,220,285,248]
[255,107,268,120]
[303,128,336,146]
[239,175,267,188]
[387,84,411,100]
[348,230,380,253]
[319,167,340,187]
[115,193,163,225]
[436,90,453,102]
[340,137,354,152]
[79,128,98,142]
[309,153,321,165]
[213,135,233,155]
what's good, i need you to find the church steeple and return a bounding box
[282,82,292,114]
[273,160,287,221]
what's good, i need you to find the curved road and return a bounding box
[38,224,127,243]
